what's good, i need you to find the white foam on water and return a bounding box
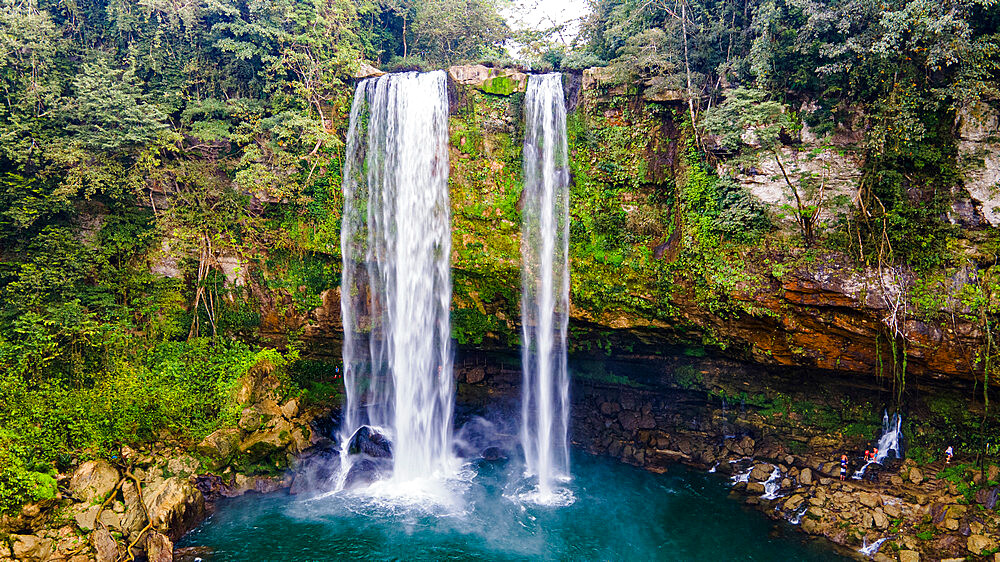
[732,468,751,483]
[761,468,783,500]
[859,537,889,558]
[301,463,476,519]
[790,505,808,525]
[510,486,577,508]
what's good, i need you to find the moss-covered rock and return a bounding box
[448,65,527,96]
[196,428,241,467]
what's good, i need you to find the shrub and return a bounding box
[0,335,298,513]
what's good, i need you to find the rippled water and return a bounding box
[178,453,847,561]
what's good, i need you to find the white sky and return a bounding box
[503,0,592,45]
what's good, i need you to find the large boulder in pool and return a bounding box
[481,446,508,462]
[347,426,393,459]
[343,458,391,490]
[290,440,341,495]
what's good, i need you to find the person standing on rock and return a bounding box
[840,454,848,480]
[864,449,871,462]
[945,445,954,464]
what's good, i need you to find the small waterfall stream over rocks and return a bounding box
[339,71,455,488]
[854,411,904,479]
[519,73,573,505]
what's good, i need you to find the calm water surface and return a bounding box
[179,452,848,561]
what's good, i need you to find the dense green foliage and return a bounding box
[0,337,295,511]
[0,0,508,512]
[2,0,1000,515]
[571,0,1000,412]
[578,0,1000,264]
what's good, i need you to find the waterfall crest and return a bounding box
[340,71,455,483]
[519,73,572,502]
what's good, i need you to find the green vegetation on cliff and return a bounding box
[2,0,1000,514]
[0,0,509,512]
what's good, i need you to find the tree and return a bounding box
[701,88,825,245]
[0,0,64,166]
[66,59,168,152]
[410,0,509,64]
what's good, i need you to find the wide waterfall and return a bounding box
[519,73,572,503]
[340,71,455,484]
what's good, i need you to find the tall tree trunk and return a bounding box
[679,0,700,148]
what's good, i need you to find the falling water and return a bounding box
[340,71,454,483]
[859,537,889,558]
[854,411,904,479]
[873,411,904,463]
[760,467,783,500]
[519,73,572,503]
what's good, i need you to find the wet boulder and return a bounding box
[347,426,393,459]
[861,460,902,484]
[481,446,507,462]
[290,440,341,495]
[342,458,391,490]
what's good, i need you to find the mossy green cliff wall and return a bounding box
[173,65,997,391]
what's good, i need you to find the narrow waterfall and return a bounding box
[873,411,904,463]
[519,73,572,501]
[854,411,904,479]
[340,71,454,483]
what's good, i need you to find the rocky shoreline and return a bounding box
[0,365,329,562]
[569,375,1000,561]
[4,353,998,561]
[463,352,1000,562]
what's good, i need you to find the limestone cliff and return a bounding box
[142,65,997,388]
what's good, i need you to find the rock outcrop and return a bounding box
[143,477,205,540]
[448,65,528,96]
[956,101,1000,227]
[68,461,119,503]
[346,425,393,458]
[342,458,391,490]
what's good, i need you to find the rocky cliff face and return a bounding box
[956,101,1000,227]
[241,65,995,389]
[452,348,1000,561]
